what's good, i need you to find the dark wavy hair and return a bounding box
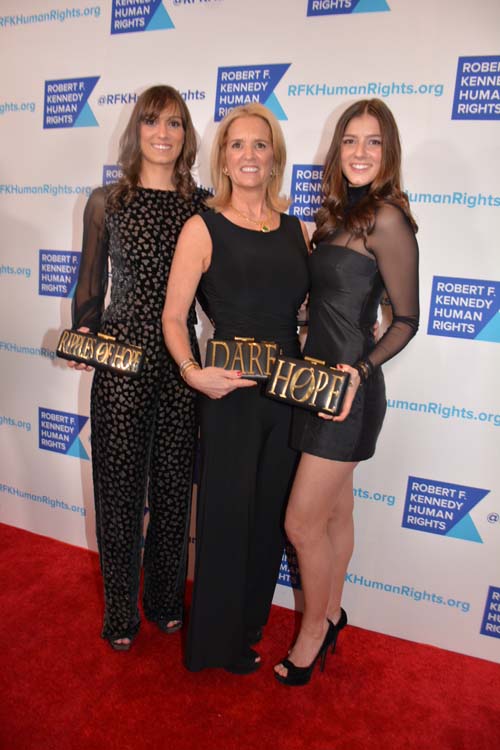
[107,85,197,210]
[313,98,417,246]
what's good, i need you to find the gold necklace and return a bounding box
[230,204,272,232]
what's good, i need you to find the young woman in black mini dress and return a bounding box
[275,98,419,686]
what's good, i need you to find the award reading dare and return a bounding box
[205,337,281,381]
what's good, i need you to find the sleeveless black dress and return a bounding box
[186,210,309,671]
[291,186,419,461]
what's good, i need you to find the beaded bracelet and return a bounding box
[353,359,373,383]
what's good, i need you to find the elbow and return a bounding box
[393,314,419,339]
[412,315,420,337]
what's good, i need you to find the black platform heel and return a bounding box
[154,618,183,635]
[225,646,261,675]
[328,607,348,654]
[109,637,133,652]
[246,626,263,646]
[274,620,335,687]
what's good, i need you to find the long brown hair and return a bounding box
[107,85,197,210]
[313,98,417,246]
[207,103,289,213]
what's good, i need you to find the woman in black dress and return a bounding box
[162,103,309,673]
[70,86,209,650]
[274,98,419,685]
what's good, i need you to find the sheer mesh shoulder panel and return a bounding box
[72,188,109,332]
[325,227,372,257]
[366,203,419,368]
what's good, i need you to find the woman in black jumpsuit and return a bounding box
[70,86,209,650]
[163,104,309,673]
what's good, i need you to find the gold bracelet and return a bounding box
[179,357,196,372]
[179,357,197,377]
[180,361,198,377]
[180,361,200,382]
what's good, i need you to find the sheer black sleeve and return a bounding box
[72,188,109,332]
[365,203,419,370]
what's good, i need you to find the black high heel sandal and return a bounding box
[247,626,263,646]
[109,638,132,652]
[225,646,261,675]
[155,619,183,635]
[328,608,348,654]
[274,620,335,687]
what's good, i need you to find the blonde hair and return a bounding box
[207,103,289,213]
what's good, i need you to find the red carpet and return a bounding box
[1,523,499,750]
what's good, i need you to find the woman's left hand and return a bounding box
[318,363,360,422]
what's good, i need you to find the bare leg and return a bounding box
[274,453,356,677]
[326,471,354,625]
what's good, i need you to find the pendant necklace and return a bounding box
[230,205,272,232]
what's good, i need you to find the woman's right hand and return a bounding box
[66,327,94,371]
[184,366,257,399]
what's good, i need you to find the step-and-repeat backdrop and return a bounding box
[1,0,499,663]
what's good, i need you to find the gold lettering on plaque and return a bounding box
[308,369,330,407]
[77,335,89,358]
[95,341,111,364]
[230,341,246,371]
[264,343,277,375]
[127,350,142,372]
[81,336,95,360]
[267,358,296,398]
[247,342,264,376]
[112,346,129,370]
[289,367,315,403]
[323,373,344,414]
[58,330,70,351]
[210,340,230,368]
[67,332,81,355]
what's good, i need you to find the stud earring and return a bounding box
[223,167,229,176]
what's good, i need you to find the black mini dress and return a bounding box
[291,186,419,462]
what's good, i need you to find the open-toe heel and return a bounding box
[225,646,261,675]
[328,608,347,654]
[274,621,334,687]
[109,638,132,652]
[246,626,263,646]
[155,619,183,634]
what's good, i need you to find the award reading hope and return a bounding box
[265,356,350,415]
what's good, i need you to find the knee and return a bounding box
[330,497,354,526]
[284,513,319,550]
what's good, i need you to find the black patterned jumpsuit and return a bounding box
[72,185,208,643]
